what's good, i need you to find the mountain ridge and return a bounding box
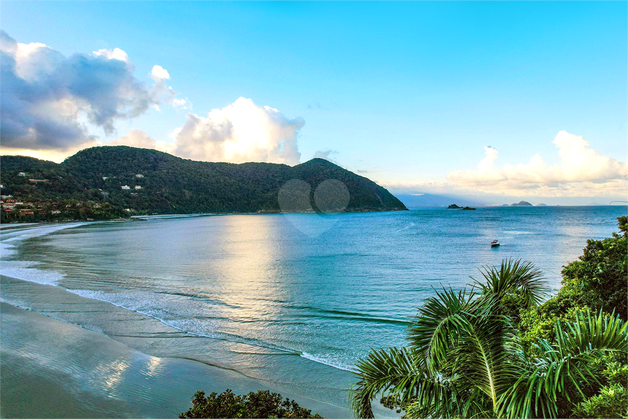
[0,146,406,220]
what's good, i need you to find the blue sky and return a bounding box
[1,1,626,203]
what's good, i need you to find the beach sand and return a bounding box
[0,300,352,418]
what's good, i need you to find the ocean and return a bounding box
[1,206,626,416]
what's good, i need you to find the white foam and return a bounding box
[300,352,357,373]
[66,288,356,371]
[0,222,86,243]
[0,241,17,259]
[0,223,85,285]
[0,221,362,375]
[0,260,65,286]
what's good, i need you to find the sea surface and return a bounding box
[1,206,626,414]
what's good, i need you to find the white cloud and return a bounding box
[150,64,170,80]
[172,98,190,109]
[0,142,100,163]
[0,31,183,151]
[93,47,130,64]
[445,131,628,197]
[147,64,187,109]
[110,129,174,154]
[174,97,304,165]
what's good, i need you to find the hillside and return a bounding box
[0,146,406,221]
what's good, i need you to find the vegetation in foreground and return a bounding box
[179,389,323,418]
[352,216,627,419]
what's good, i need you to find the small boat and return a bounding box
[491,240,500,248]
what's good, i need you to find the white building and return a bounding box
[121,185,131,190]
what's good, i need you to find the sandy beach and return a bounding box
[0,298,352,418]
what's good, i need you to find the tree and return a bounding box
[351,259,627,419]
[179,389,323,419]
[516,216,628,418]
[559,215,627,320]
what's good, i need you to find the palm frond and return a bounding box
[473,258,547,307]
[351,347,424,418]
[498,310,628,419]
[407,287,474,360]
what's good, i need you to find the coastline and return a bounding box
[0,300,353,418]
[1,206,409,224]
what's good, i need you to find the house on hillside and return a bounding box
[121,185,131,190]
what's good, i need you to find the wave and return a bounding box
[289,304,412,326]
[0,223,88,286]
[68,289,298,351]
[300,352,357,373]
[65,288,365,374]
[0,220,366,376]
[0,260,65,286]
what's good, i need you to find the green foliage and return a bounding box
[559,215,627,320]
[351,248,628,419]
[1,200,127,222]
[1,146,406,222]
[501,310,627,418]
[352,259,550,419]
[520,216,628,338]
[179,389,323,418]
[514,217,628,417]
[572,383,627,419]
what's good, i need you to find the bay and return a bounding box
[1,206,625,414]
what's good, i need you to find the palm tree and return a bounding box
[351,259,628,419]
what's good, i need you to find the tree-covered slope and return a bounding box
[1,146,406,217]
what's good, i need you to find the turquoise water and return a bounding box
[1,206,626,412]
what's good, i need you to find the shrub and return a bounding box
[179,389,323,418]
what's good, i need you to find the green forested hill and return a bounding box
[0,146,406,220]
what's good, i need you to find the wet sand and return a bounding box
[0,301,352,418]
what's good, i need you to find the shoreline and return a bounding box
[0,273,367,415]
[1,206,409,225]
[0,300,354,418]
[2,204,625,225]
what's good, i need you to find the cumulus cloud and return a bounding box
[446,131,628,197]
[93,48,130,64]
[0,31,182,151]
[150,64,169,80]
[173,97,304,165]
[112,129,157,149]
[110,129,174,154]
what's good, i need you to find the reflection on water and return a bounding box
[99,359,131,395]
[1,206,626,407]
[212,215,286,324]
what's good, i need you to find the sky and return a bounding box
[1,1,627,205]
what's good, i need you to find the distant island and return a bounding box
[0,146,407,222]
[448,204,476,210]
[505,201,533,207]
